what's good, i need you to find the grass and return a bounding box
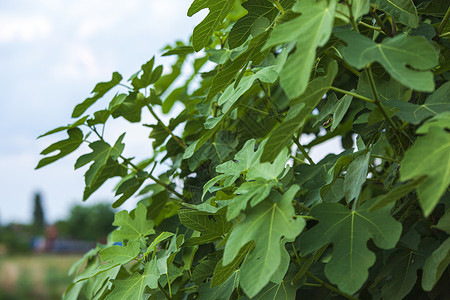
[0,254,82,300]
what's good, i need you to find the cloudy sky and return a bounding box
[0,0,208,224]
[0,0,342,225]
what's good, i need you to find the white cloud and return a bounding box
[52,43,103,79]
[0,14,52,43]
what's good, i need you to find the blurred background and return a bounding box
[0,0,202,298]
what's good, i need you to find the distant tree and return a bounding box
[32,192,45,235]
[56,203,115,241]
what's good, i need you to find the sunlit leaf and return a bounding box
[111,203,155,242]
[188,0,237,51]
[264,0,336,98]
[224,186,305,297]
[72,72,122,118]
[36,128,84,169]
[400,127,450,216]
[337,31,438,92]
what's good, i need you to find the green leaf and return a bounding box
[264,0,336,98]
[210,139,263,189]
[369,177,427,211]
[161,45,195,56]
[38,116,88,138]
[313,93,338,127]
[435,209,450,234]
[212,242,253,287]
[261,60,338,162]
[75,134,125,187]
[182,55,285,161]
[422,238,450,291]
[247,147,289,181]
[179,209,232,245]
[253,280,298,299]
[372,0,419,28]
[188,0,236,51]
[217,52,286,107]
[87,110,110,126]
[331,92,353,131]
[260,103,305,162]
[349,0,370,20]
[344,150,371,202]
[113,176,146,208]
[192,255,219,285]
[299,200,402,294]
[417,112,450,134]
[418,0,450,17]
[188,131,238,171]
[72,72,122,118]
[146,232,175,254]
[130,57,163,90]
[36,128,84,169]
[223,186,305,297]
[400,127,450,216]
[110,92,146,123]
[83,159,127,201]
[225,179,278,220]
[207,31,270,101]
[111,203,155,242]
[197,270,239,300]
[336,31,438,92]
[105,259,159,300]
[76,241,140,281]
[228,0,283,49]
[378,231,431,300]
[389,81,450,125]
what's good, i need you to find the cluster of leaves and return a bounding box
[37,0,450,299]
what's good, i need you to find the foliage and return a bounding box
[37,0,450,299]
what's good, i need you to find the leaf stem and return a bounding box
[290,155,306,164]
[347,2,359,33]
[358,21,383,32]
[370,8,393,37]
[146,105,186,149]
[329,86,375,104]
[293,137,316,165]
[438,5,450,35]
[294,215,318,220]
[118,83,133,90]
[158,281,171,300]
[306,271,358,300]
[272,0,285,14]
[366,67,398,131]
[121,156,187,202]
[259,81,315,165]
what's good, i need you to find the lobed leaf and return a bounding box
[264,0,336,98]
[300,200,402,294]
[400,127,450,216]
[336,31,438,92]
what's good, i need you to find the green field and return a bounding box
[0,254,81,300]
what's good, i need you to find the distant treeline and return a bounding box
[0,202,115,254]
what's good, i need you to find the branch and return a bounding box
[147,104,186,149]
[306,271,359,300]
